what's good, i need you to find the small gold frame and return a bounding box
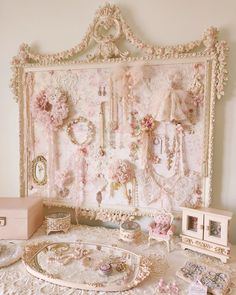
[32,155,47,185]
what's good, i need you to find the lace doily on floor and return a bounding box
[0,225,235,295]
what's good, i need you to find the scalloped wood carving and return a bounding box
[10,3,228,102]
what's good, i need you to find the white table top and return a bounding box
[0,224,236,295]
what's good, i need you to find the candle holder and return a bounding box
[120,221,141,243]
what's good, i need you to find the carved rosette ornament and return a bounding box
[91,5,129,60]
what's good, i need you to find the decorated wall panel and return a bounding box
[10,4,228,221]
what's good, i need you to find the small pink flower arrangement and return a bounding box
[111,160,134,186]
[140,114,156,132]
[32,87,69,130]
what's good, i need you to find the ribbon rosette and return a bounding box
[140,114,156,132]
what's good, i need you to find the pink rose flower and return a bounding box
[140,114,156,132]
[111,160,134,185]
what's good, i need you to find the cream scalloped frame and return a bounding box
[10,3,228,222]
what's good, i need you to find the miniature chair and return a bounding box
[148,213,174,252]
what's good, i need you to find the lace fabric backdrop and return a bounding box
[26,60,208,214]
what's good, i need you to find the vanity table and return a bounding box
[0,224,236,295]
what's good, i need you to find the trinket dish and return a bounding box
[120,221,141,242]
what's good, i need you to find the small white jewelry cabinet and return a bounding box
[180,207,233,263]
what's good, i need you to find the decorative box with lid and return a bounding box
[0,197,43,239]
[180,207,233,263]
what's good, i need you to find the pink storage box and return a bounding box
[0,197,43,240]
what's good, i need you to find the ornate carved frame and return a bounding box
[10,3,228,222]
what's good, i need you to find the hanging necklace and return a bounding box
[66,116,95,146]
[164,135,177,170]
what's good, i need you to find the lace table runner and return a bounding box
[0,225,235,295]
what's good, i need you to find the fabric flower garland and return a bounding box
[140,114,157,169]
[110,160,135,204]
